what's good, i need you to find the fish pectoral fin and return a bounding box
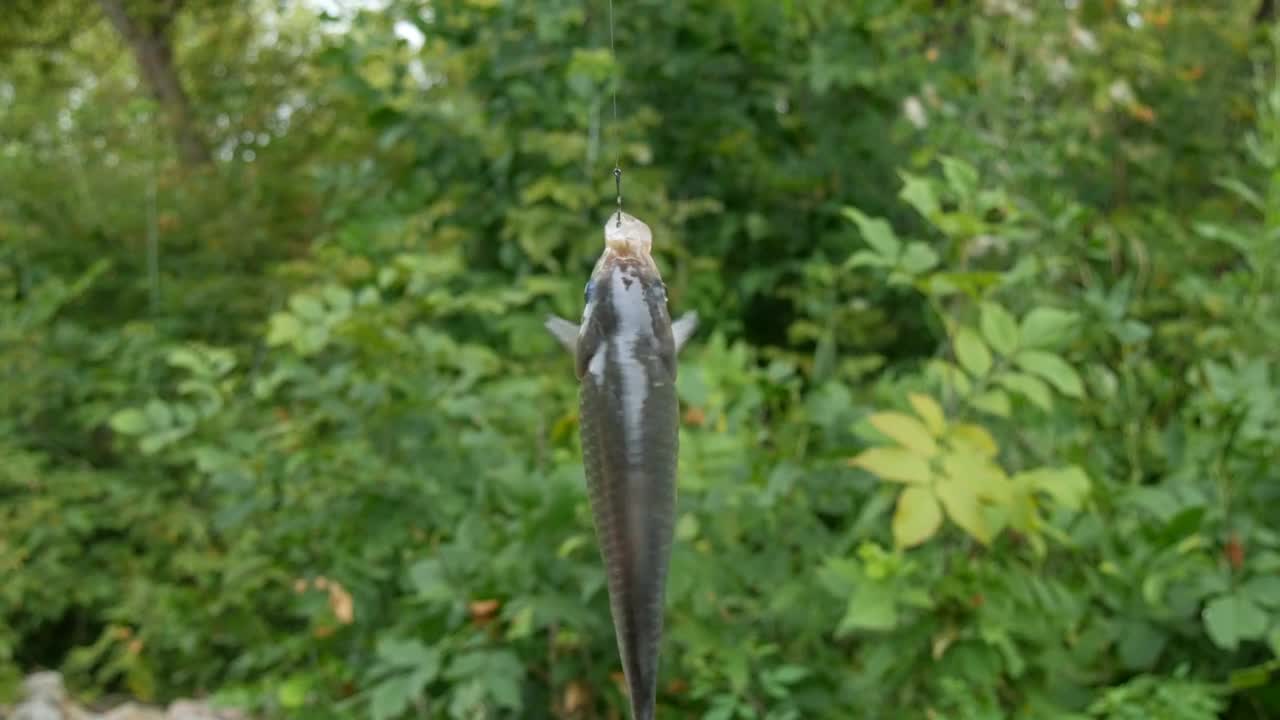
[544,315,580,355]
[672,310,698,353]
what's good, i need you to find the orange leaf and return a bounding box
[1129,104,1157,124]
[327,582,355,624]
[469,598,501,621]
[563,682,589,713]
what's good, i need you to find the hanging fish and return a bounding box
[546,211,697,720]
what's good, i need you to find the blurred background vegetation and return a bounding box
[2,0,1279,718]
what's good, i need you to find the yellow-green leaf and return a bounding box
[954,328,992,377]
[908,393,946,435]
[941,451,1011,505]
[948,423,998,457]
[1019,466,1091,510]
[851,447,932,484]
[979,302,1019,356]
[266,312,302,346]
[893,487,942,549]
[1014,350,1084,397]
[868,412,938,457]
[936,478,992,544]
[1002,485,1043,535]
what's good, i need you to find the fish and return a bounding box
[545,210,697,720]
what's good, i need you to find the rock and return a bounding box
[11,699,65,720]
[98,703,165,720]
[165,701,241,720]
[22,673,68,705]
[4,672,249,720]
[11,672,69,720]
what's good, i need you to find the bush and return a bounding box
[2,2,1278,718]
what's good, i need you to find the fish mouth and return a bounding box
[603,211,653,259]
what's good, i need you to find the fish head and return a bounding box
[583,211,669,333]
[544,210,696,376]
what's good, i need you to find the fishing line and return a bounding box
[608,0,623,226]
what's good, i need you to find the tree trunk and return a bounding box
[97,0,210,166]
[1258,0,1275,24]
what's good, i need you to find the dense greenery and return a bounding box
[3,1,1279,718]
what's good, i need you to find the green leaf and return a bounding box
[969,389,1011,417]
[770,665,811,685]
[1243,576,1280,608]
[1194,222,1256,256]
[1213,176,1265,212]
[408,559,452,601]
[868,412,938,457]
[851,447,932,484]
[448,651,524,710]
[893,486,943,548]
[370,675,413,720]
[1020,307,1079,348]
[996,372,1053,411]
[954,328,992,377]
[506,604,535,640]
[838,581,899,634]
[845,250,893,269]
[705,703,737,720]
[940,156,979,200]
[908,393,946,435]
[277,675,311,709]
[843,208,900,259]
[376,637,440,675]
[817,557,860,597]
[929,360,973,396]
[899,172,940,218]
[109,408,149,435]
[1014,350,1084,397]
[289,294,326,321]
[266,312,302,346]
[900,243,940,275]
[144,400,173,427]
[1118,620,1167,671]
[166,347,207,375]
[979,302,1019,356]
[1203,594,1269,651]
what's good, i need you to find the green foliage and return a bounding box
[3,1,1280,719]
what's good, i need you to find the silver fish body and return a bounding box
[546,212,696,720]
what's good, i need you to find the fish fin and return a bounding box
[672,310,698,353]
[544,315,579,355]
